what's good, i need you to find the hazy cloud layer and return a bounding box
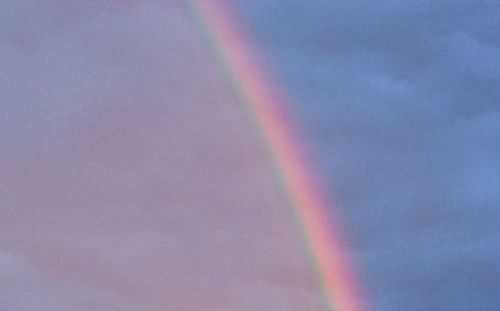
[0,1,326,310]
[233,0,500,310]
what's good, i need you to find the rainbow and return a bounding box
[189,1,366,310]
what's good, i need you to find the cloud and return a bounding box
[232,0,500,310]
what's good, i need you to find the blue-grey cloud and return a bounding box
[232,0,500,310]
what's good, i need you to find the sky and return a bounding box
[1,0,500,310]
[231,0,500,310]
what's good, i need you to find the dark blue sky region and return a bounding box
[232,1,500,310]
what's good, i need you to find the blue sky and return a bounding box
[232,0,500,310]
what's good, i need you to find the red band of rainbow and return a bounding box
[189,1,367,310]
